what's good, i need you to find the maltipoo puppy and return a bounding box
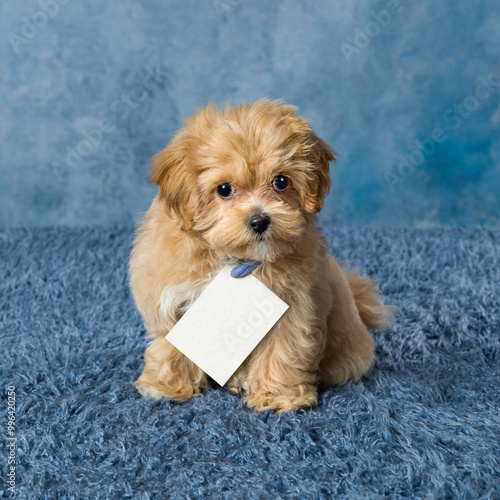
[130,99,393,412]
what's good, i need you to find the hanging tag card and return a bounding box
[165,264,289,386]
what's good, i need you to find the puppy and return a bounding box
[130,99,394,412]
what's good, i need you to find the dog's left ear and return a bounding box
[147,134,199,230]
[302,133,336,213]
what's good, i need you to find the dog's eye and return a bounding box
[216,183,235,199]
[272,175,289,192]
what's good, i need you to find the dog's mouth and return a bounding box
[254,231,269,243]
[228,230,301,263]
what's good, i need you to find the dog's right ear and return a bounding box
[301,133,335,214]
[147,134,198,230]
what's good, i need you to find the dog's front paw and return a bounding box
[135,381,166,399]
[134,374,198,402]
[244,385,318,413]
[135,337,208,402]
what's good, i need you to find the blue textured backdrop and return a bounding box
[1,0,499,228]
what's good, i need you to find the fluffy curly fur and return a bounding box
[130,99,394,412]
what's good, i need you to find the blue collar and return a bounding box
[230,259,262,278]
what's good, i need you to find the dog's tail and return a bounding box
[347,272,397,329]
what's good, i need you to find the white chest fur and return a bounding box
[159,276,214,324]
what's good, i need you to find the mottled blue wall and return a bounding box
[1,0,499,228]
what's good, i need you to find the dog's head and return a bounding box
[148,99,336,261]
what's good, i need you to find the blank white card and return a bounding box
[166,264,289,386]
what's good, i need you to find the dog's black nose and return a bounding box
[248,214,271,235]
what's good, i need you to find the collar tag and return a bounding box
[165,264,288,386]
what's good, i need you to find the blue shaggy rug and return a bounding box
[1,226,499,499]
